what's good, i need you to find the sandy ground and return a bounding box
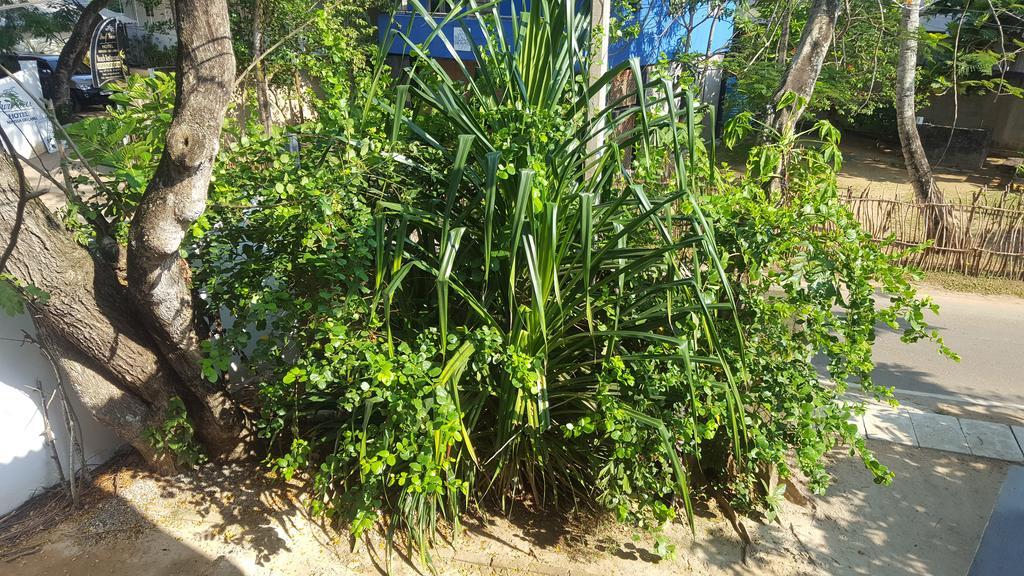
[836,134,1021,204]
[719,132,1020,204]
[0,441,1008,576]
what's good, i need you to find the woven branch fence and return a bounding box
[841,187,1024,280]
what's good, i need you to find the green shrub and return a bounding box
[63,72,176,245]
[198,0,948,558]
[197,0,750,556]
[706,114,955,503]
[144,396,208,469]
[61,0,953,562]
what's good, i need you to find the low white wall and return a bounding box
[0,312,123,515]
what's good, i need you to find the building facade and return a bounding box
[377,0,732,105]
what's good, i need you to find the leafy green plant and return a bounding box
[0,274,49,317]
[63,72,177,245]
[82,0,954,565]
[708,112,955,502]
[144,396,208,469]
[179,0,753,562]
[220,0,753,556]
[180,0,958,564]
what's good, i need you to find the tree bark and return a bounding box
[53,0,112,120]
[766,0,841,137]
[126,0,245,458]
[776,0,792,66]
[252,0,273,135]
[0,151,176,472]
[895,0,951,241]
[2,0,246,470]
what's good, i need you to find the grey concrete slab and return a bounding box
[848,414,866,438]
[961,419,1024,461]
[911,412,971,454]
[1012,426,1024,453]
[969,465,1024,576]
[864,409,918,446]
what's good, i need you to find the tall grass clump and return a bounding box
[368,0,749,539]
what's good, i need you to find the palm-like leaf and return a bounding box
[373,0,748,537]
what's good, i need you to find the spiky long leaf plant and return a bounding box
[370,0,748,550]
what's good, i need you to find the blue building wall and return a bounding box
[608,2,731,66]
[378,1,731,67]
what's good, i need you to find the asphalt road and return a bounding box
[869,286,1024,408]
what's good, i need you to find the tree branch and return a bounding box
[0,125,31,274]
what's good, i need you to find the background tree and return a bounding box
[52,0,112,119]
[896,0,953,240]
[765,0,841,137]
[0,0,78,53]
[228,0,382,129]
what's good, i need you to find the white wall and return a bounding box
[0,312,123,515]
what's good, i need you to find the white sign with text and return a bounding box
[0,66,56,158]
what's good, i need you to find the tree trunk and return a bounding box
[126,0,246,459]
[698,5,722,99]
[252,0,273,135]
[776,1,792,66]
[53,0,112,120]
[766,0,841,137]
[896,0,951,241]
[1,0,245,470]
[0,151,176,472]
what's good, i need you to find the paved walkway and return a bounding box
[850,399,1024,461]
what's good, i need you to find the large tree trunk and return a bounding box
[896,0,952,242]
[1,0,245,470]
[53,0,112,120]
[0,151,176,472]
[252,0,273,135]
[127,0,245,459]
[766,0,841,137]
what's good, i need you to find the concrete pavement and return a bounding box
[838,285,1024,461]
[849,398,1024,461]
[871,285,1024,409]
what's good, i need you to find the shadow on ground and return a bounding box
[0,441,1009,576]
[0,453,312,576]
[1,481,244,575]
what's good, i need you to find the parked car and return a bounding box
[0,53,111,110]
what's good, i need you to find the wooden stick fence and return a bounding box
[841,187,1024,280]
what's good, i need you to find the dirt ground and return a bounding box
[837,133,1021,204]
[0,441,1008,576]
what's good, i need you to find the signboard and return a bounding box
[0,67,56,158]
[90,18,126,87]
[453,28,471,52]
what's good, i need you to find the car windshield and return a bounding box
[40,57,91,76]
